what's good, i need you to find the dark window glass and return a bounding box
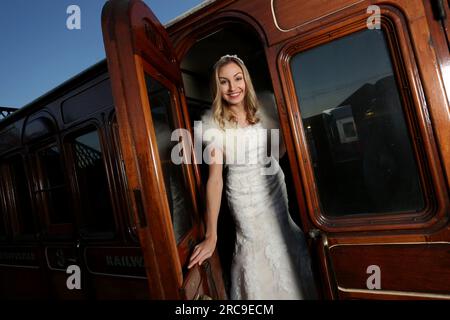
[290,29,425,216]
[7,156,35,234]
[145,73,194,243]
[36,146,72,224]
[70,129,115,235]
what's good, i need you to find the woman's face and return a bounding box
[218,62,246,107]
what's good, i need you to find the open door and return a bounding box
[101,0,226,299]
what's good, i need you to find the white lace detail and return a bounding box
[199,100,317,300]
[264,241,294,294]
[225,123,314,300]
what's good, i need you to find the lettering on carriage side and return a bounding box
[66,265,81,290]
[366,265,381,290]
[105,255,145,268]
[66,5,81,30]
[0,251,36,262]
[367,5,381,30]
[0,248,38,268]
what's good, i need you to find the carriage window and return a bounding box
[35,146,72,224]
[290,29,425,216]
[6,156,35,234]
[69,129,115,235]
[144,73,194,243]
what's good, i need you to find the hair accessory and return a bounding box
[216,54,245,65]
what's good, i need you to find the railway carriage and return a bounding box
[0,0,449,299]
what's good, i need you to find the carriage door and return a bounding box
[281,2,450,299]
[101,0,226,299]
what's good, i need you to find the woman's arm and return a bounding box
[188,147,223,269]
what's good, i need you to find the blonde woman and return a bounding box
[188,55,317,300]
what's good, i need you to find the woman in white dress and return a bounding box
[188,55,317,300]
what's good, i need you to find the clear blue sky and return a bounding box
[0,0,205,109]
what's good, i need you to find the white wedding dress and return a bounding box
[197,103,317,300]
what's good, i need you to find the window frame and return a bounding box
[139,57,203,268]
[277,7,448,232]
[108,112,140,243]
[0,152,38,240]
[30,137,75,238]
[62,120,119,240]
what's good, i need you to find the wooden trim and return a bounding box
[270,0,366,33]
[138,58,202,272]
[338,287,450,300]
[102,0,181,299]
[60,121,122,241]
[1,153,40,240]
[330,241,450,299]
[107,113,139,243]
[277,6,449,232]
[314,233,339,300]
[30,139,75,238]
[171,10,269,63]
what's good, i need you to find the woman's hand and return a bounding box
[187,235,217,269]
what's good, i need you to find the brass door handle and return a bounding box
[308,229,322,240]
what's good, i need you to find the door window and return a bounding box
[290,29,425,216]
[145,73,194,243]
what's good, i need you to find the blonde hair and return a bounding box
[211,55,260,129]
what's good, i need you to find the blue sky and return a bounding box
[0,0,205,109]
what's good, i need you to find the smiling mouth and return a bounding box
[228,92,241,98]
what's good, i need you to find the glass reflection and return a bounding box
[291,29,424,216]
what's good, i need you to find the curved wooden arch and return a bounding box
[170,10,270,62]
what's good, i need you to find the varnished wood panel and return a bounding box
[275,4,450,233]
[330,243,450,296]
[272,0,364,31]
[102,0,182,299]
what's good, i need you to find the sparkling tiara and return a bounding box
[216,54,245,65]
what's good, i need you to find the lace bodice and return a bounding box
[223,124,316,300]
[197,107,317,300]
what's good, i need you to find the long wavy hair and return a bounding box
[211,55,260,129]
